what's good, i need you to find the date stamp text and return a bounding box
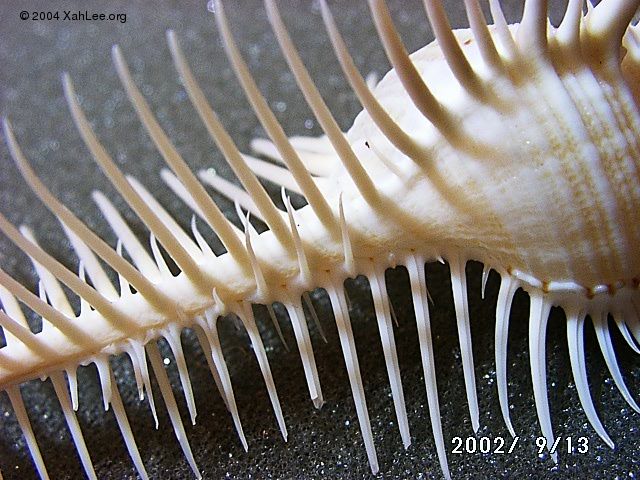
[451,435,590,456]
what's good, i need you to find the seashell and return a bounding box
[1,0,639,478]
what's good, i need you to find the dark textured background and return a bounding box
[1,1,639,479]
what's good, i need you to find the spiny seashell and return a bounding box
[1,0,639,479]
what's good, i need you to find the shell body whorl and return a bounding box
[340,23,640,290]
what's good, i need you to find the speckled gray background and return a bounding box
[0,1,639,479]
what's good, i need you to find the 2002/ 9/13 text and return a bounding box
[451,436,590,455]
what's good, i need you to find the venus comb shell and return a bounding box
[1,0,640,478]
